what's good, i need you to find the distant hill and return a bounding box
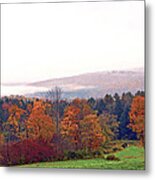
[26,68,144,99]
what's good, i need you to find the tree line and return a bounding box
[0,89,144,165]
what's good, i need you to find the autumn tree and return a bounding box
[99,113,119,143]
[27,100,55,142]
[1,101,11,134]
[61,105,80,150]
[6,104,25,141]
[0,99,4,132]
[79,114,106,152]
[0,133,4,162]
[71,98,93,119]
[60,99,93,150]
[129,96,145,146]
[0,133,4,145]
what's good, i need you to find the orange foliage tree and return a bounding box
[0,133,4,145]
[129,96,145,146]
[60,105,81,150]
[71,98,93,119]
[7,104,25,140]
[61,99,93,150]
[61,99,105,151]
[79,114,106,152]
[0,133,4,161]
[27,100,55,142]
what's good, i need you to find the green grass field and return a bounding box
[20,146,145,170]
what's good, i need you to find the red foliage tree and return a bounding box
[0,139,64,166]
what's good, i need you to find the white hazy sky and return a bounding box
[1,1,144,83]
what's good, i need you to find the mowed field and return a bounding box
[20,146,145,170]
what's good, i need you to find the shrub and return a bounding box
[91,150,105,159]
[0,139,64,166]
[67,151,78,160]
[106,155,120,161]
[121,143,128,149]
[66,151,85,160]
[65,149,105,160]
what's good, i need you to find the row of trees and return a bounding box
[0,89,145,165]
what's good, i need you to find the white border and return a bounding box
[0,0,155,179]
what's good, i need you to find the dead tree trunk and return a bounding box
[47,86,62,134]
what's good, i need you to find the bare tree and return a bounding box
[47,86,62,134]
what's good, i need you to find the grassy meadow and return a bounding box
[20,146,144,170]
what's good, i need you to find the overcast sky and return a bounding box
[1,1,144,83]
